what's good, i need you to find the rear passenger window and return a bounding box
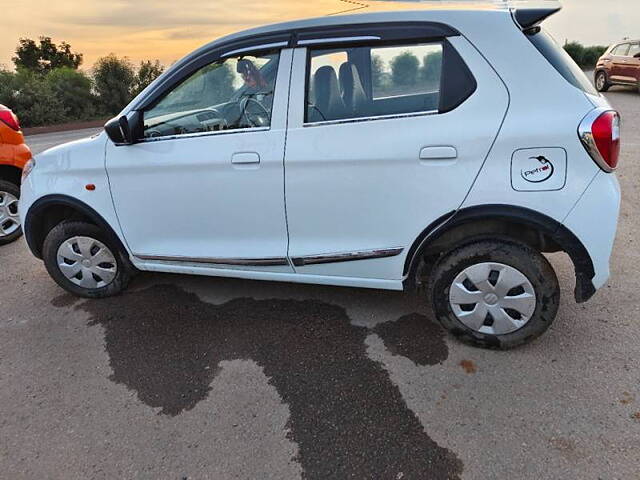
[371,44,442,100]
[629,44,640,57]
[612,44,630,56]
[306,41,448,123]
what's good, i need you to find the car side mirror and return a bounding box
[104,111,143,146]
[634,52,640,58]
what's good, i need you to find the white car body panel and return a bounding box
[105,49,295,273]
[284,36,509,280]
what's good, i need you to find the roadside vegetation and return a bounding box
[563,41,608,70]
[0,37,164,127]
[0,37,608,128]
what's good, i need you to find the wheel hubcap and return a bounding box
[56,236,118,289]
[448,262,537,335]
[597,74,605,89]
[0,190,20,237]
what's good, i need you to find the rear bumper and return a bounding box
[563,172,621,298]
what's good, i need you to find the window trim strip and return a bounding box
[303,109,438,127]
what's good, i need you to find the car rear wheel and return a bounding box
[0,180,22,246]
[595,71,611,92]
[430,239,560,350]
[42,221,133,298]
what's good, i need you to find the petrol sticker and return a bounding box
[521,156,555,183]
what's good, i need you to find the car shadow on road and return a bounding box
[55,278,464,479]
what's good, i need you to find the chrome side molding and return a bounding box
[135,254,289,267]
[136,247,404,268]
[292,247,404,267]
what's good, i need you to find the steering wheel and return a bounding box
[239,97,270,127]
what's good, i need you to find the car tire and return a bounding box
[430,238,560,350]
[595,71,611,92]
[42,221,133,298]
[0,180,23,246]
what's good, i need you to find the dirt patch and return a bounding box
[77,284,463,479]
[460,360,477,374]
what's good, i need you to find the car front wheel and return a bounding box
[42,221,133,298]
[0,180,23,246]
[430,239,560,350]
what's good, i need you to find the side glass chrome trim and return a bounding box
[139,126,270,143]
[298,36,381,46]
[292,247,404,267]
[223,42,289,57]
[136,254,289,267]
[578,107,616,173]
[303,110,438,128]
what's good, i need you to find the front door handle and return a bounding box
[420,146,458,160]
[232,152,260,164]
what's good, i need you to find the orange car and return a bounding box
[0,104,32,245]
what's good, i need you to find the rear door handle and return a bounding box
[420,146,458,160]
[232,152,260,164]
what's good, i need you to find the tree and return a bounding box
[13,37,82,73]
[9,69,66,126]
[0,68,16,106]
[47,67,95,120]
[421,50,443,86]
[391,52,419,86]
[133,60,165,97]
[563,41,584,67]
[93,54,135,115]
[371,54,386,89]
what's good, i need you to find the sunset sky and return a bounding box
[2,0,638,70]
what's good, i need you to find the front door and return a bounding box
[106,49,293,270]
[284,36,508,281]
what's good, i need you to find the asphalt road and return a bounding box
[2,86,639,479]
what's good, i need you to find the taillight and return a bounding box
[0,106,20,131]
[579,108,620,172]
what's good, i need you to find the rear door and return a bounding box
[284,35,509,281]
[610,43,630,82]
[627,43,640,83]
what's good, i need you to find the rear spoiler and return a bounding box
[512,4,562,30]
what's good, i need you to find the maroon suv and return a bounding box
[595,40,640,93]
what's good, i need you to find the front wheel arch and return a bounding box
[24,195,129,261]
[403,205,596,303]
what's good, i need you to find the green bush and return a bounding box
[10,69,67,126]
[93,54,135,116]
[46,67,95,120]
[563,41,608,69]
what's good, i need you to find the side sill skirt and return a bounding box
[134,247,405,268]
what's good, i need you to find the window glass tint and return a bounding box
[526,29,598,95]
[612,44,630,56]
[306,41,443,123]
[371,44,442,99]
[143,52,279,139]
[628,43,640,57]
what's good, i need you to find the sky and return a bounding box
[1,0,638,71]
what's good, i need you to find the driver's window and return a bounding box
[143,51,279,139]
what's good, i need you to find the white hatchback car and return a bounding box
[21,1,621,349]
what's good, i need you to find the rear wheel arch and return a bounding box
[403,205,596,303]
[24,195,129,260]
